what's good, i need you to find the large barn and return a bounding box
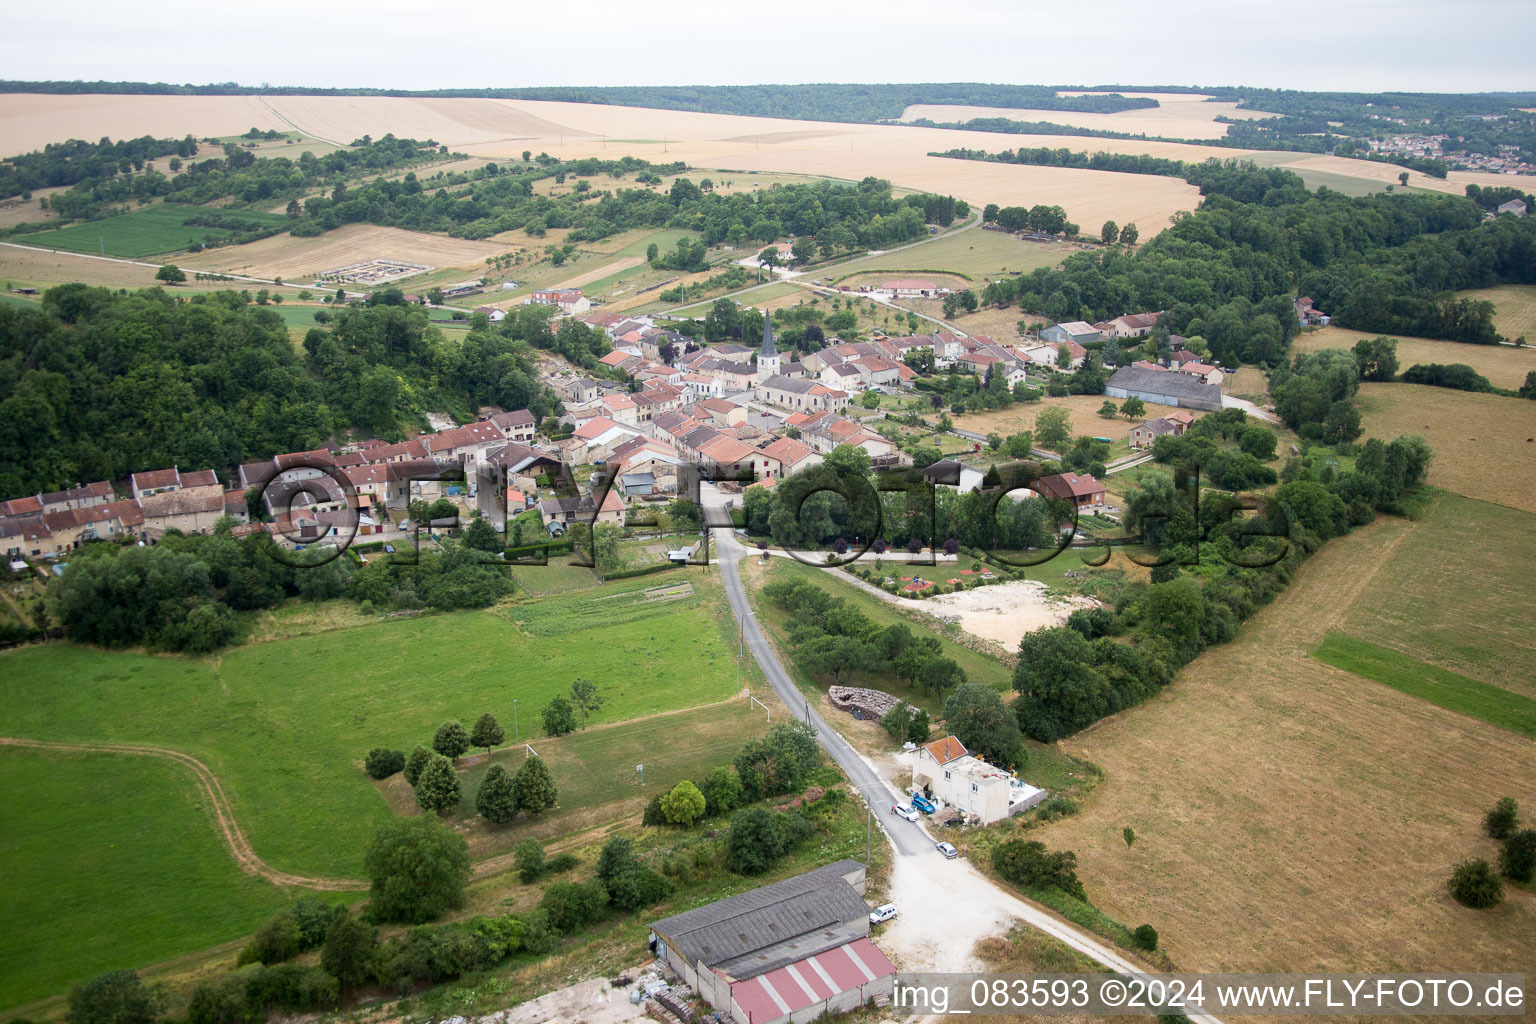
[1104,364,1224,411]
[648,860,897,1024]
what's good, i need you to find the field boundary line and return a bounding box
[0,737,367,891]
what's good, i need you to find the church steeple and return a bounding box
[756,312,780,382]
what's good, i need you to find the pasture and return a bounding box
[0,574,743,880]
[1458,283,1536,345]
[1333,492,1536,697]
[1293,325,1536,390]
[1040,511,1536,978]
[831,229,1066,283]
[1355,383,1536,512]
[14,205,288,259]
[0,747,294,1010]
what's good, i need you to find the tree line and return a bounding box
[0,284,566,496]
[0,133,196,201]
[948,159,1536,361]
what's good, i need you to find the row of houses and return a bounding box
[2,469,251,561]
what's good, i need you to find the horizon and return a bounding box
[6,0,1536,95]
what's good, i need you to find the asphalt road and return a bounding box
[707,504,931,858]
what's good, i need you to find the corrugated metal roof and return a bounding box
[730,937,896,1024]
[650,861,865,970]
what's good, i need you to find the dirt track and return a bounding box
[0,737,367,891]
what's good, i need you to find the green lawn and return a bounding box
[828,228,1063,283]
[1312,633,1536,737]
[0,575,742,879]
[15,205,289,259]
[0,748,296,1010]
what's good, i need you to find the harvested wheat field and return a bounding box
[1356,383,1536,512]
[1459,284,1536,345]
[1272,154,1536,199]
[955,395,1204,445]
[178,224,507,281]
[1041,513,1536,977]
[0,94,1218,234]
[0,244,167,289]
[898,92,1278,141]
[1295,326,1536,390]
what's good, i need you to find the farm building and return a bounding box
[911,736,1048,824]
[473,305,506,322]
[1496,199,1526,216]
[1105,365,1224,411]
[874,278,944,299]
[648,860,897,1024]
[1040,321,1102,347]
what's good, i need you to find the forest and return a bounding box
[964,160,1535,359]
[0,285,591,496]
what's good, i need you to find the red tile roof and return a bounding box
[730,937,895,1023]
[923,735,969,765]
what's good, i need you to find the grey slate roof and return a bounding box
[650,860,866,970]
[1106,365,1222,403]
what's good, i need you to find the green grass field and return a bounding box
[1312,634,1536,737]
[829,228,1064,283]
[440,698,766,854]
[0,575,741,879]
[1332,493,1536,696]
[15,205,289,259]
[0,748,296,1010]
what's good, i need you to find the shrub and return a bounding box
[1500,829,1536,883]
[606,866,674,912]
[992,839,1087,900]
[660,780,707,826]
[1033,796,1079,822]
[726,807,813,875]
[66,971,164,1024]
[1484,797,1519,840]
[1132,924,1159,950]
[514,837,545,883]
[545,852,579,874]
[364,748,405,779]
[540,879,608,932]
[702,765,744,816]
[1447,859,1503,908]
[238,908,302,965]
[320,913,376,988]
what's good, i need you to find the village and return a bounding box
[0,288,1241,569]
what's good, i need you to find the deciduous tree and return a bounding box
[476,764,519,824]
[364,815,471,923]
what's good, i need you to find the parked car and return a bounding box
[936,841,959,859]
[892,804,919,822]
[911,794,937,815]
[868,903,898,924]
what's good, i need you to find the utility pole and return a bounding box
[866,803,872,865]
[512,698,518,743]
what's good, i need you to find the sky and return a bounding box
[6,0,1536,95]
